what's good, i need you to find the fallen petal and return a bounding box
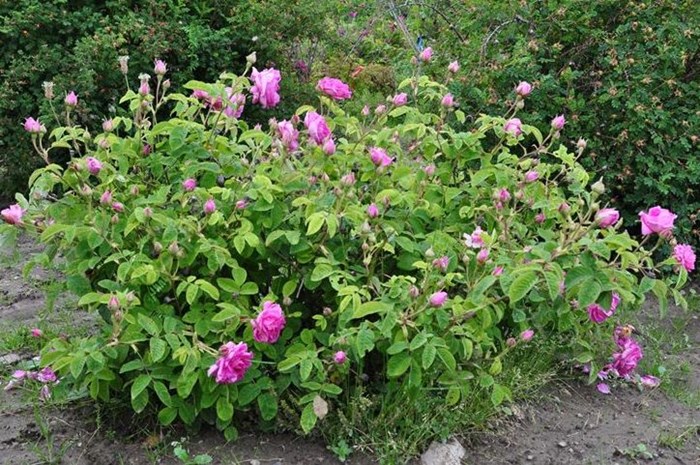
[640,375,660,387]
[597,383,611,395]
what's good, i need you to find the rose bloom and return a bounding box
[588,304,613,323]
[639,206,676,236]
[476,248,489,263]
[515,81,532,97]
[204,199,216,214]
[333,351,347,364]
[551,114,566,130]
[277,120,299,151]
[323,138,336,155]
[463,226,485,249]
[611,338,643,377]
[304,111,331,144]
[429,291,448,307]
[432,255,449,272]
[392,93,408,106]
[504,118,522,136]
[367,203,379,218]
[520,329,535,342]
[673,244,696,272]
[441,93,454,107]
[65,91,78,106]
[596,208,620,228]
[224,88,245,118]
[208,342,253,384]
[317,77,352,100]
[182,178,197,191]
[86,157,102,175]
[524,170,539,183]
[251,301,286,343]
[154,59,167,75]
[369,147,392,167]
[251,67,281,109]
[1,204,24,225]
[24,117,42,133]
[419,46,433,62]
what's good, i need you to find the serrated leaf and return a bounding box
[422,344,437,369]
[258,393,278,421]
[437,348,457,372]
[508,271,538,303]
[217,396,234,422]
[150,338,167,363]
[137,313,159,336]
[158,407,178,425]
[131,374,151,400]
[352,301,391,319]
[387,353,411,377]
[153,381,172,407]
[300,403,317,433]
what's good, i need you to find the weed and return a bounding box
[29,403,73,464]
[614,443,654,461]
[658,424,700,450]
[171,439,214,465]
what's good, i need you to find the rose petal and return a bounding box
[596,383,611,395]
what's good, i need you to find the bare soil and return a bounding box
[1,237,698,465]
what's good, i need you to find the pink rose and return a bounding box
[341,172,356,186]
[515,81,532,97]
[86,157,102,175]
[102,119,114,132]
[138,82,150,96]
[419,47,433,62]
[639,206,676,236]
[596,208,620,228]
[361,105,370,116]
[498,189,511,202]
[65,91,78,107]
[441,93,454,108]
[551,114,566,130]
[223,88,245,118]
[429,291,448,307]
[31,328,42,338]
[333,351,347,364]
[492,266,504,276]
[423,164,436,176]
[317,77,352,100]
[182,178,197,191]
[304,111,331,144]
[520,329,534,342]
[208,341,253,384]
[100,190,112,205]
[535,213,545,224]
[111,202,124,213]
[476,248,489,263]
[323,138,336,155]
[154,59,167,76]
[235,199,248,210]
[204,199,216,214]
[1,204,25,225]
[392,93,408,106]
[277,120,299,151]
[504,118,522,136]
[369,147,393,167]
[37,367,57,383]
[524,170,539,183]
[463,227,485,249]
[251,67,282,109]
[673,244,696,272]
[432,255,450,272]
[448,61,460,73]
[611,338,643,377]
[375,104,387,114]
[251,301,286,344]
[367,203,379,218]
[23,117,42,133]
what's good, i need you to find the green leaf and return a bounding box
[491,384,511,406]
[137,313,159,336]
[422,344,437,369]
[153,381,172,407]
[150,338,167,363]
[158,407,178,425]
[306,212,326,236]
[437,348,456,372]
[212,305,240,322]
[131,374,151,400]
[216,396,234,422]
[300,403,317,433]
[196,280,220,300]
[352,301,392,319]
[257,393,278,421]
[387,353,412,377]
[131,388,149,413]
[238,383,260,406]
[239,282,259,295]
[445,386,460,405]
[577,278,602,307]
[508,271,538,303]
[310,263,335,282]
[409,332,428,351]
[471,275,497,299]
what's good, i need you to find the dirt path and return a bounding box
[1,237,698,464]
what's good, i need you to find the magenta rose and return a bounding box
[520,329,535,342]
[317,77,352,100]
[551,114,566,130]
[673,244,696,272]
[504,118,522,136]
[392,93,408,106]
[369,147,393,167]
[515,81,532,97]
[277,120,299,151]
[86,157,102,175]
[304,111,331,144]
[251,67,281,109]
[611,339,643,377]
[596,208,620,228]
[251,301,286,343]
[639,206,676,236]
[23,117,42,133]
[333,351,347,364]
[208,341,253,384]
[429,291,448,307]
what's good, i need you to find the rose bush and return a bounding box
[0,55,692,444]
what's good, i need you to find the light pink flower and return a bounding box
[419,47,433,62]
[392,93,408,106]
[551,115,566,130]
[448,61,460,73]
[367,203,379,218]
[333,351,347,364]
[498,189,511,202]
[100,190,112,205]
[520,329,534,342]
[375,104,387,114]
[277,120,299,151]
[476,248,489,263]
[463,227,485,249]
[138,82,150,96]
[504,118,522,136]
[515,81,532,97]
[323,138,336,155]
[1,204,24,225]
[154,59,167,75]
[341,172,356,186]
[223,88,245,118]
[102,119,114,132]
[361,105,370,116]
[441,93,454,108]
[23,117,42,133]
[251,301,286,344]
[492,266,504,276]
[65,91,78,106]
[535,213,545,224]
[317,77,352,100]
[208,342,253,384]
[673,244,695,271]
[235,199,248,210]
[204,199,216,214]
[369,147,393,167]
[31,328,42,338]
[432,255,449,272]
[182,178,197,191]
[423,164,436,176]
[639,206,676,236]
[304,111,331,145]
[111,202,124,213]
[506,337,517,347]
[429,291,448,307]
[524,170,539,183]
[86,157,102,175]
[39,385,51,401]
[251,67,282,109]
[108,296,119,311]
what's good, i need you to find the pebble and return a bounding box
[557,441,567,448]
[526,455,534,461]
[420,438,466,465]
[0,353,21,365]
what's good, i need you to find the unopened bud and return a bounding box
[111,214,119,224]
[283,296,292,306]
[108,296,120,312]
[409,286,420,298]
[118,55,129,75]
[322,306,332,316]
[246,52,257,65]
[162,79,171,89]
[168,242,180,255]
[425,247,435,258]
[516,100,525,110]
[42,81,54,99]
[361,222,372,234]
[130,185,139,196]
[125,291,135,303]
[361,242,370,252]
[591,178,605,195]
[591,202,600,212]
[143,207,153,218]
[506,337,517,348]
[153,242,163,254]
[577,138,587,150]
